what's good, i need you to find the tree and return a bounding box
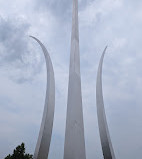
[4,143,33,159]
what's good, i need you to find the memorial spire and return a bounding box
[63,0,86,158]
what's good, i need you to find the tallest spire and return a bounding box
[70,0,80,74]
[63,0,86,159]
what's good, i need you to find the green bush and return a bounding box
[4,143,33,159]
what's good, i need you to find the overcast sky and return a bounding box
[0,0,142,159]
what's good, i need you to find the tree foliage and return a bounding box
[4,143,33,159]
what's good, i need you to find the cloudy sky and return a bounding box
[0,0,142,159]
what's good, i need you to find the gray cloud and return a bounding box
[0,17,44,83]
[35,0,72,19]
[0,18,29,62]
[35,0,93,19]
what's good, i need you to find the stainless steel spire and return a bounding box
[63,0,86,159]
[30,36,55,159]
[96,47,116,159]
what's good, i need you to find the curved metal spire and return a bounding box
[30,36,55,159]
[96,47,116,159]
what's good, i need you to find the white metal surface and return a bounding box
[63,0,86,158]
[30,36,55,159]
[96,47,116,159]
